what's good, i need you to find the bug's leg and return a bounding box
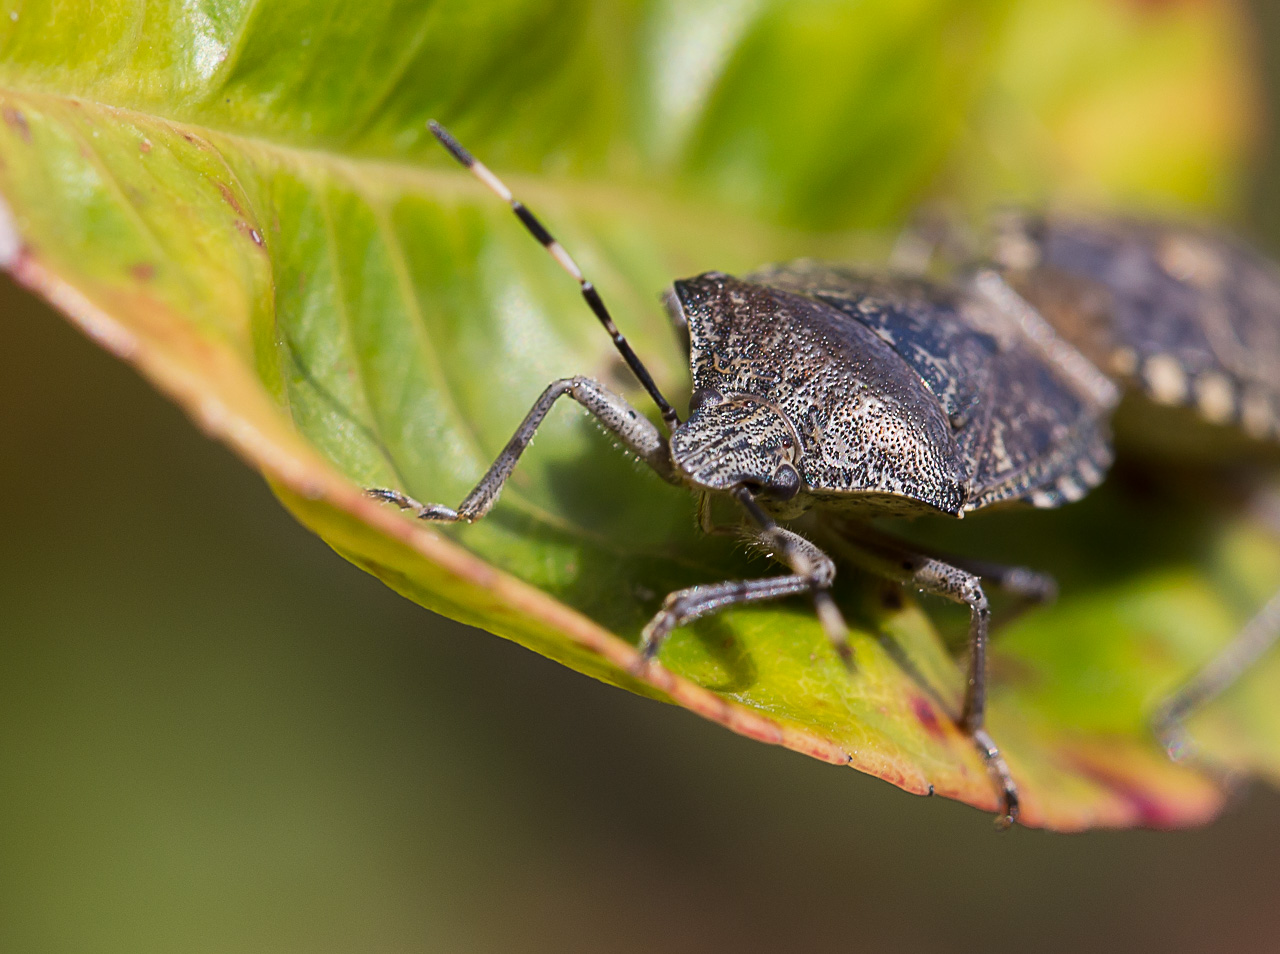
[367,376,676,523]
[900,560,1017,827]
[948,558,1057,620]
[1152,487,1280,764]
[824,521,1057,624]
[1152,587,1280,762]
[826,530,1017,827]
[638,522,852,669]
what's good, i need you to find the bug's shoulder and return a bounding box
[747,261,1001,421]
[670,269,971,515]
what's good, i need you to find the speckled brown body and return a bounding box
[667,266,1117,520]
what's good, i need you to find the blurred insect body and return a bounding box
[993,214,1280,762]
[370,122,1280,826]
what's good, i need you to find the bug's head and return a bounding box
[669,388,804,501]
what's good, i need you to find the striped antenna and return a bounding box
[429,121,680,430]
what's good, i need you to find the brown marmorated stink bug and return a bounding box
[369,122,1280,827]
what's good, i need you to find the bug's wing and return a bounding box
[997,214,1280,443]
[750,262,1115,512]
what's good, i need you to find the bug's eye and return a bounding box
[688,387,724,414]
[767,463,801,501]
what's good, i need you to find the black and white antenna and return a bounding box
[428,121,680,430]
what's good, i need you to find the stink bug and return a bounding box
[992,213,1280,763]
[369,123,1280,826]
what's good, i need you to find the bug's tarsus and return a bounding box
[973,728,1020,830]
[1151,697,1249,799]
[1151,696,1195,763]
[427,120,680,431]
[815,589,855,670]
[365,487,462,522]
[1153,585,1280,762]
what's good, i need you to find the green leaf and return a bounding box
[0,0,1273,829]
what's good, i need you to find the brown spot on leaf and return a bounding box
[3,107,30,142]
[1072,760,1179,827]
[1059,752,1198,824]
[216,181,244,216]
[139,138,152,154]
[178,130,212,151]
[130,262,155,281]
[910,695,946,740]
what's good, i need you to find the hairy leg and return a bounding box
[367,376,676,523]
[639,522,852,669]
[827,521,1058,611]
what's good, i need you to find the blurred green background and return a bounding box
[7,2,1280,952]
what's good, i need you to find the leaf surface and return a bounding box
[0,0,1274,829]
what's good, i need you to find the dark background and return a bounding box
[6,5,1280,953]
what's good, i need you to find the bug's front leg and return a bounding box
[638,524,852,667]
[367,376,677,523]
